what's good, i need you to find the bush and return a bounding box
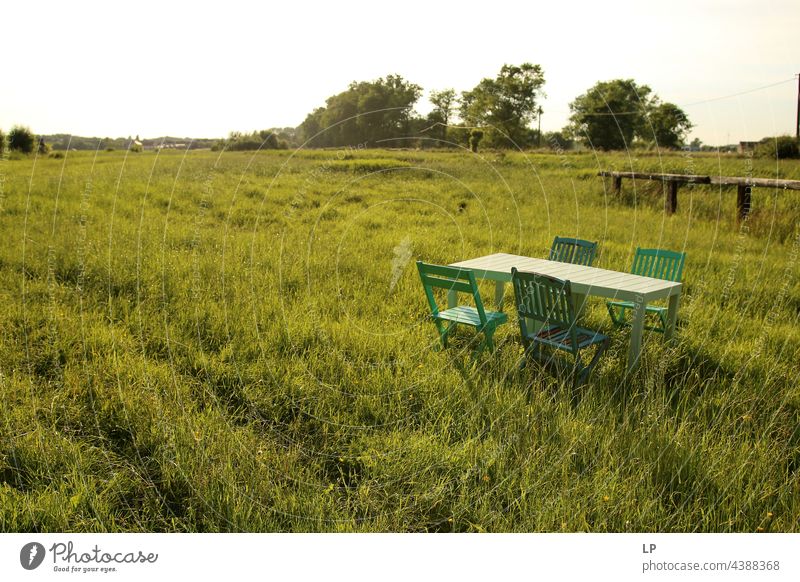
[218,130,288,152]
[755,135,799,159]
[329,159,410,173]
[468,129,484,153]
[49,151,65,159]
[8,125,35,153]
[445,126,469,149]
[0,129,5,156]
[38,138,50,155]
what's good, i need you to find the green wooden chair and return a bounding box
[511,267,609,385]
[606,247,686,333]
[549,236,598,266]
[416,261,508,353]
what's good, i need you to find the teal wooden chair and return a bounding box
[549,236,598,266]
[511,268,609,385]
[416,261,508,353]
[606,247,686,333]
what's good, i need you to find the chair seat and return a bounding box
[527,324,608,351]
[434,306,507,327]
[606,300,666,315]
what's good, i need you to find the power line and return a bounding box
[681,76,796,107]
[551,77,797,117]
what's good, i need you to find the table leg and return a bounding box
[627,296,646,371]
[527,317,546,336]
[664,292,680,342]
[494,281,505,309]
[573,293,587,319]
[447,289,457,309]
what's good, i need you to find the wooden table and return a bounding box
[449,253,682,370]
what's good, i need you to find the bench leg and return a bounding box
[627,297,646,371]
[664,293,680,342]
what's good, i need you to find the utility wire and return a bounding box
[551,77,797,116]
[681,76,796,107]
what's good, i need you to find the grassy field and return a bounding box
[0,146,798,532]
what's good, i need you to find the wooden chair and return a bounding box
[416,261,508,353]
[606,247,686,333]
[512,267,609,385]
[549,236,598,266]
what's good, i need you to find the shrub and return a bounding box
[0,128,5,156]
[329,159,410,173]
[445,126,469,149]
[8,125,35,153]
[49,151,65,159]
[755,135,799,159]
[38,138,50,155]
[468,129,484,153]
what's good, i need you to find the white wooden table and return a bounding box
[449,253,682,370]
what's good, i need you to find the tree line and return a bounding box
[295,64,697,152]
[4,65,799,155]
[0,129,220,155]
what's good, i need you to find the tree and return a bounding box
[568,80,654,150]
[644,102,693,149]
[258,130,279,149]
[8,125,36,153]
[298,108,325,144]
[568,80,692,150]
[460,63,546,148]
[298,74,422,147]
[430,89,456,126]
[425,89,457,144]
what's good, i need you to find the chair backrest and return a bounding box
[549,236,598,266]
[416,261,487,325]
[631,248,686,282]
[512,268,578,350]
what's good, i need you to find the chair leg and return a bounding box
[572,354,585,388]
[483,327,496,353]
[519,341,537,369]
[577,337,610,385]
[435,321,454,349]
[607,302,626,327]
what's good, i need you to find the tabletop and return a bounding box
[450,252,681,302]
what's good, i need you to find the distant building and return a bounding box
[738,141,758,153]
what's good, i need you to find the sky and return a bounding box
[2,0,798,145]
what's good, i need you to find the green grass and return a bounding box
[0,147,798,532]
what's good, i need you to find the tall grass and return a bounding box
[0,147,798,532]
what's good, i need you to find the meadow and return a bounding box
[0,146,798,532]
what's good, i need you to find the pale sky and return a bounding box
[2,0,798,145]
